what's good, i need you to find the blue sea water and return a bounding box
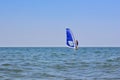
[0,47,120,80]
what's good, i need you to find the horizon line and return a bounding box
[0,46,120,48]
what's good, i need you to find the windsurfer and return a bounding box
[75,40,78,49]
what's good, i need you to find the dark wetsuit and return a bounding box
[76,40,78,46]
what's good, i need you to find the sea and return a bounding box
[0,47,120,80]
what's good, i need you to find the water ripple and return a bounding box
[0,47,120,80]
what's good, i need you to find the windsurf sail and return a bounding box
[66,28,75,48]
[66,28,78,49]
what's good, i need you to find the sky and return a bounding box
[0,0,120,47]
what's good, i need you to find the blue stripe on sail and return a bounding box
[66,28,74,47]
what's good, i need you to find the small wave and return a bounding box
[1,63,12,66]
[0,68,23,73]
[106,57,120,62]
[0,76,4,78]
[40,73,56,78]
[94,51,101,53]
[52,64,66,71]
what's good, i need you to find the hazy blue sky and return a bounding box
[0,0,120,47]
